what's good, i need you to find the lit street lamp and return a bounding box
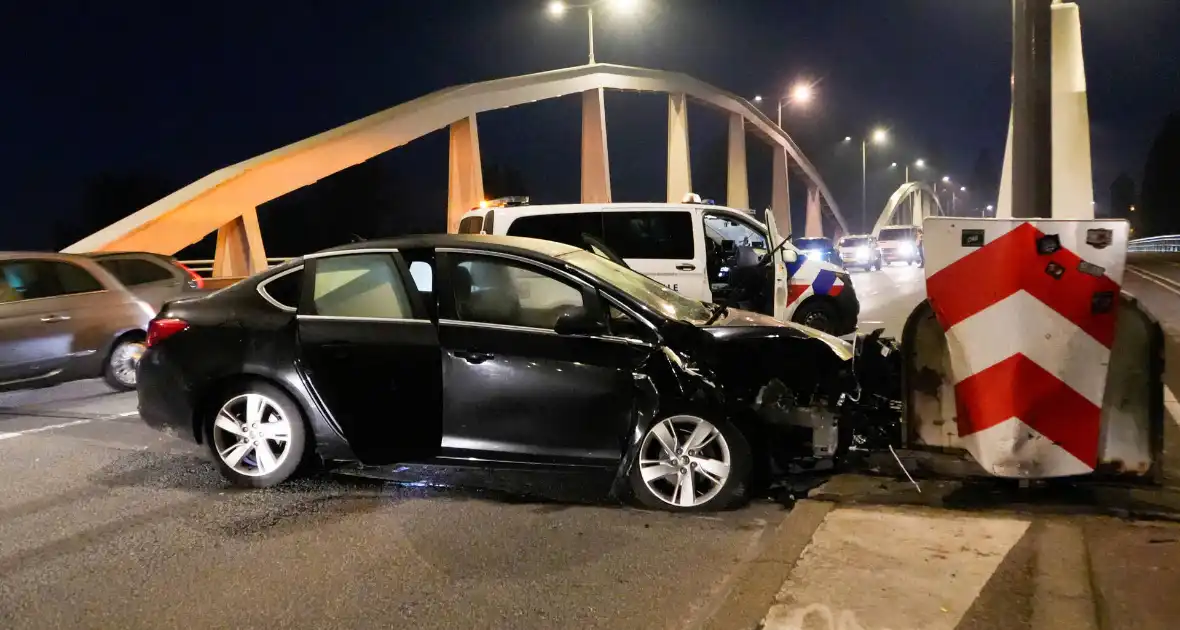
[753,81,815,128]
[547,0,641,64]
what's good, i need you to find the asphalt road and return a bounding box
[0,379,795,630]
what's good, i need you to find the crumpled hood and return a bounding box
[708,307,854,361]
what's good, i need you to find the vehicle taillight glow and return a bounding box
[173,262,205,289]
[147,318,189,347]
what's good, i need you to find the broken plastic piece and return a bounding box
[1077,260,1105,277]
[1092,291,1114,314]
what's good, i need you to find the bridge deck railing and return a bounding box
[1129,235,1180,253]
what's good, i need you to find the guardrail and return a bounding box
[1129,235,1180,253]
[177,258,293,278]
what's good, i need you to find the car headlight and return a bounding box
[899,242,915,255]
[855,246,870,261]
[806,249,825,259]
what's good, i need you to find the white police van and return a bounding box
[457,198,860,334]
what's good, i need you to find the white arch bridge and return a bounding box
[869,181,945,237]
[64,63,846,276]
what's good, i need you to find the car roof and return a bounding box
[309,234,583,260]
[462,202,754,218]
[0,251,104,263]
[83,251,173,259]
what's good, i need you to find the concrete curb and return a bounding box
[691,500,832,630]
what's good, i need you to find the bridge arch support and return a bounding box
[871,181,944,236]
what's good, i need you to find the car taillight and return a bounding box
[173,262,205,289]
[147,318,189,347]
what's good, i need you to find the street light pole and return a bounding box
[861,140,868,232]
[587,6,595,63]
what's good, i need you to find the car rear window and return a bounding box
[458,215,484,234]
[258,268,303,310]
[98,258,175,286]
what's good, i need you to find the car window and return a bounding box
[703,214,767,255]
[0,260,103,302]
[311,254,413,319]
[559,249,713,324]
[878,228,915,241]
[98,258,174,286]
[450,254,589,330]
[602,211,694,259]
[458,215,484,234]
[259,268,303,310]
[506,212,605,248]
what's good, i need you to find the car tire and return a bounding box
[204,382,308,488]
[791,299,840,334]
[628,414,752,512]
[103,336,145,391]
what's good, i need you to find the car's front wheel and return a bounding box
[205,383,307,488]
[628,414,751,512]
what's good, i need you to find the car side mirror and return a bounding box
[554,311,607,336]
[782,250,799,264]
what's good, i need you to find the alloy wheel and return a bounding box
[211,393,294,477]
[638,415,731,508]
[110,340,144,388]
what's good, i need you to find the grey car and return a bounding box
[85,251,206,311]
[0,252,154,392]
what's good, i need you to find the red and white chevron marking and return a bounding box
[923,218,1129,478]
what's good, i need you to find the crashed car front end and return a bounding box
[612,310,902,496]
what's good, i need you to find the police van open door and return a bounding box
[764,210,792,322]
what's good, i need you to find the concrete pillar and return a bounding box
[666,93,692,203]
[804,185,823,237]
[726,113,749,209]
[771,147,791,236]
[447,115,484,233]
[212,208,267,277]
[996,2,1093,220]
[580,88,612,203]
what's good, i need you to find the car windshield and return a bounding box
[878,228,915,241]
[559,249,714,324]
[840,237,869,247]
[796,238,832,250]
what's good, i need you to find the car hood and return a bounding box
[707,307,853,361]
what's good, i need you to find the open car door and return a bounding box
[764,211,790,322]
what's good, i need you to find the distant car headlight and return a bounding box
[855,246,870,261]
[899,242,915,256]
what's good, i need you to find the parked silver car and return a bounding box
[0,252,155,392]
[85,251,206,311]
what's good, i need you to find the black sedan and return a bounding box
[138,235,895,511]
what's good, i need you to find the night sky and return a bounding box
[2,0,1178,251]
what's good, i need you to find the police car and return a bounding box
[457,197,860,335]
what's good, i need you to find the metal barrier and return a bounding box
[1129,235,1180,253]
[177,258,292,278]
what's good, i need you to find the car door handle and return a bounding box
[454,350,494,364]
[40,314,71,323]
[676,263,696,271]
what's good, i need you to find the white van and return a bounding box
[457,202,859,335]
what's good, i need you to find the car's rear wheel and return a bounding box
[628,414,751,512]
[205,383,306,488]
[103,336,145,391]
